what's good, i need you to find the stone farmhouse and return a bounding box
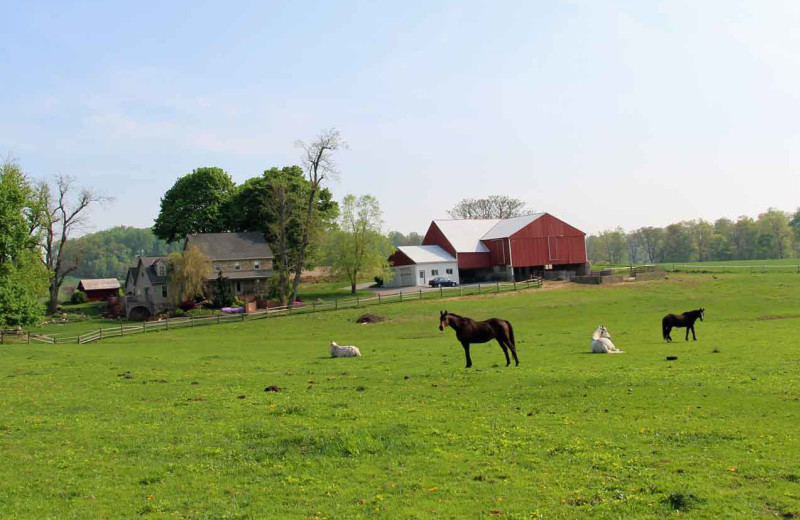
[124,232,274,320]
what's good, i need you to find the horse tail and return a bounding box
[506,320,515,347]
[662,316,669,339]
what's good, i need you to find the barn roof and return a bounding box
[78,278,121,291]
[481,213,545,240]
[397,245,456,264]
[432,220,499,253]
[185,232,273,261]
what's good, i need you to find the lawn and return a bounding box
[1,273,799,519]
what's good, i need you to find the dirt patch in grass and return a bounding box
[755,314,800,321]
[356,313,385,324]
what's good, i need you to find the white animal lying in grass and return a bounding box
[329,341,361,358]
[591,326,624,354]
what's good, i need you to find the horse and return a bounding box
[662,308,705,342]
[439,310,518,368]
[591,326,624,353]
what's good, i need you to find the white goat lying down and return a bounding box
[591,326,624,354]
[329,341,361,358]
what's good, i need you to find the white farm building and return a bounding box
[384,245,459,288]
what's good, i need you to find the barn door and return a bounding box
[548,236,560,261]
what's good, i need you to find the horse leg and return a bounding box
[685,326,690,341]
[508,343,519,366]
[461,341,472,368]
[691,325,697,341]
[499,342,510,367]
[666,325,672,342]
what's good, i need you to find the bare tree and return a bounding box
[289,129,346,304]
[39,175,110,314]
[447,195,530,219]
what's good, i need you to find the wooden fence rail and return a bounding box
[16,277,542,346]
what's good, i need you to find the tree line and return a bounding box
[587,208,800,265]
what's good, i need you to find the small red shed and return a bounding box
[77,278,121,302]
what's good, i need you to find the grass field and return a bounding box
[2,273,800,519]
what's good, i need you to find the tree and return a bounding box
[636,227,664,264]
[167,246,211,304]
[153,167,235,243]
[732,216,758,260]
[756,208,793,259]
[0,158,49,327]
[211,271,234,308]
[388,231,423,247]
[289,129,346,305]
[791,208,800,256]
[39,175,109,314]
[661,222,695,262]
[446,195,529,219]
[689,220,714,262]
[330,195,393,294]
[597,228,627,265]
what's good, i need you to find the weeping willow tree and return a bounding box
[167,246,211,304]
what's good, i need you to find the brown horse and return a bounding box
[439,310,518,368]
[662,308,705,342]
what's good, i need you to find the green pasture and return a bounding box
[2,273,799,519]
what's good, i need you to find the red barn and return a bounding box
[417,213,588,283]
[77,278,121,302]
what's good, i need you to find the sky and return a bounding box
[2,0,799,236]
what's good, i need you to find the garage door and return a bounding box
[399,269,413,286]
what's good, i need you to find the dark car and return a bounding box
[429,276,457,287]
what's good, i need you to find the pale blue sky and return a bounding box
[2,1,799,235]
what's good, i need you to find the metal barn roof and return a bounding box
[481,213,545,240]
[78,278,121,291]
[432,219,500,253]
[397,245,456,264]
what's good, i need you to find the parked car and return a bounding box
[429,276,457,287]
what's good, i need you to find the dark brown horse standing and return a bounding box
[662,308,705,342]
[439,310,518,368]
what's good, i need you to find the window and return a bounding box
[419,270,425,278]
[214,263,220,271]
[236,282,242,293]
[431,269,439,276]
[235,262,241,270]
[446,268,453,275]
[161,285,167,298]
[254,260,260,270]
[156,263,166,277]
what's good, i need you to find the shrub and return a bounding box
[232,297,244,308]
[70,291,89,304]
[171,308,186,318]
[374,276,384,287]
[178,300,197,311]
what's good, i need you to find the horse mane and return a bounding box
[445,312,467,319]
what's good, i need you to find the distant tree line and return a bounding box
[587,207,800,265]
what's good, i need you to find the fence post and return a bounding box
[78,335,81,344]
[54,337,57,345]
[27,332,31,344]
[143,321,147,333]
[121,324,124,337]
[241,313,245,322]
[313,301,317,311]
[440,286,443,298]
[513,280,517,291]
[419,289,422,300]
[100,328,103,340]
[478,284,481,294]
[357,295,360,308]
[335,299,338,310]
[496,281,500,293]
[191,316,194,328]
[459,286,463,296]
[378,293,381,304]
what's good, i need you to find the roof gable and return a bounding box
[79,278,121,291]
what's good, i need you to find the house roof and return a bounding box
[481,213,545,240]
[139,256,168,284]
[79,278,121,291]
[397,245,456,264]
[185,232,274,261]
[432,219,500,253]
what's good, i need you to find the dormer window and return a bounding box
[156,263,166,277]
[254,260,260,270]
[235,263,241,270]
[214,263,220,271]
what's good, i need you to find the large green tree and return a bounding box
[0,159,49,327]
[153,167,235,243]
[330,194,393,295]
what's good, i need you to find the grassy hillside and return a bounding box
[2,273,799,519]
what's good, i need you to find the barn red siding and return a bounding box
[82,288,119,302]
[422,222,457,257]
[457,252,492,269]
[507,214,586,267]
[484,239,510,266]
[388,249,415,266]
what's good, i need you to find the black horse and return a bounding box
[662,308,705,342]
[439,310,518,368]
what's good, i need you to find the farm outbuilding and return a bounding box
[387,213,588,287]
[385,246,459,288]
[77,278,121,301]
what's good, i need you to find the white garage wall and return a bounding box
[387,262,459,287]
